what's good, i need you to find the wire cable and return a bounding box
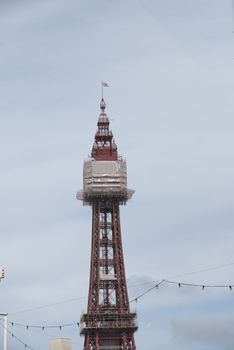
[10,295,86,315]
[166,261,234,280]
[130,280,165,303]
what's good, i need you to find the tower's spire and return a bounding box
[91,99,117,161]
[100,98,106,111]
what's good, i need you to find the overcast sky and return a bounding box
[0,1,233,349]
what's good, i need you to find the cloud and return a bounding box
[171,314,234,350]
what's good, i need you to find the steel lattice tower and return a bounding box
[77,98,137,350]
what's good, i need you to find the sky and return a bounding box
[0,0,233,349]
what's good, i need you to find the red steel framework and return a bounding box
[77,99,137,350]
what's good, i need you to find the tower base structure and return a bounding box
[81,313,137,350]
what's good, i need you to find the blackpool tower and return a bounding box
[77,98,138,350]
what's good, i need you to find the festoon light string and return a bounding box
[1,319,79,331]
[0,322,36,350]
[130,279,234,303]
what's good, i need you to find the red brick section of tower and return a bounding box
[77,98,137,350]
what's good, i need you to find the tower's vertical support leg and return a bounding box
[84,334,90,350]
[95,332,99,350]
[112,204,129,312]
[88,203,100,313]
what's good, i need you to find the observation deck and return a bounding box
[80,312,138,335]
[77,156,134,205]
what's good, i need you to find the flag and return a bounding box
[102,81,109,87]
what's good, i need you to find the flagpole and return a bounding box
[101,81,108,100]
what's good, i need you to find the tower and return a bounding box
[77,98,137,350]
